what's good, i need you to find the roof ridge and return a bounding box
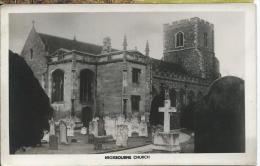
[38,32,103,48]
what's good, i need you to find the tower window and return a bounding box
[30,48,33,60]
[175,32,184,47]
[204,32,208,47]
[131,95,140,112]
[132,68,141,84]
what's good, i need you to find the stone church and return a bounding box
[20,17,220,135]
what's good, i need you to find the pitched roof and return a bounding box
[151,58,189,76]
[38,33,117,56]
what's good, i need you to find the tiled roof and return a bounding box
[38,33,117,56]
[151,58,188,76]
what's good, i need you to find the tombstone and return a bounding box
[194,76,245,153]
[116,125,128,147]
[81,127,87,135]
[89,118,99,136]
[97,116,106,136]
[49,135,58,150]
[153,89,181,152]
[139,121,148,137]
[49,118,55,136]
[59,121,68,144]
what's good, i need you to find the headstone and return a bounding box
[66,118,76,137]
[81,127,87,135]
[89,118,99,136]
[139,121,148,137]
[116,125,128,147]
[49,118,55,136]
[117,115,125,125]
[59,121,68,144]
[98,117,106,136]
[49,135,58,150]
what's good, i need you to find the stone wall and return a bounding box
[96,61,123,116]
[20,27,48,85]
[126,61,150,116]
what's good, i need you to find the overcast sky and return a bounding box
[9,12,244,78]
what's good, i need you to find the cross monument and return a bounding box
[159,89,177,133]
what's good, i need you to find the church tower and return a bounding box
[163,17,220,81]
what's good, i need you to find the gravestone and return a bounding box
[49,118,55,136]
[81,127,87,135]
[49,135,58,150]
[98,116,106,136]
[59,121,68,144]
[89,118,99,136]
[153,89,181,152]
[139,121,148,137]
[116,125,128,147]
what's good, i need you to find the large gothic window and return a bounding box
[187,90,195,105]
[176,32,184,47]
[80,69,94,103]
[179,89,185,105]
[52,69,64,103]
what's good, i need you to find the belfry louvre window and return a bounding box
[52,69,64,102]
[176,32,184,47]
[132,68,141,83]
[204,32,208,47]
[131,95,141,112]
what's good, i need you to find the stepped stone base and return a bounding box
[153,132,180,152]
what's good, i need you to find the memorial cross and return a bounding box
[159,96,177,133]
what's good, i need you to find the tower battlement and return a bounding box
[164,17,214,31]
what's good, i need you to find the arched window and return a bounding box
[80,69,94,103]
[179,89,185,105]
[175,32,184,47]
[169,89,177,107]
[197,91,203,100]
[187,90,195,105]
[52,69,64,102]
[203,32,208,47]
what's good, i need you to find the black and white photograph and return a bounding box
[1,4,257,165]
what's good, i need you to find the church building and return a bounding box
[20,17,220,134]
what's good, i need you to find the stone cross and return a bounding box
[159,98,176,133]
